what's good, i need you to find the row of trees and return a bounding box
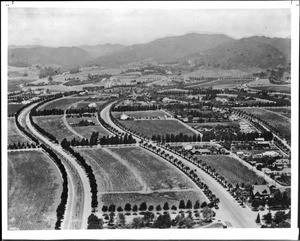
[113,105,159,112]
[31,108,64,116]
[66,107,98,115]
[8,141,37,150]
[60,141,98,210]
[260,210,291,228]
[40,144,68,230]
[152,133,201,143]
[101,200,204,214]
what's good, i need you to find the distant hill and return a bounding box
[187,38,290,69]
[88,33,236,67]
[8,46,93,67]
[78,43,126,58]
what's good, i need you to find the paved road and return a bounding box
[20,103,92,229]
[100,102,259,228]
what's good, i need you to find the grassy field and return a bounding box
[8,150,62,230]
[112,110,171,119]
[8,118,29,145]
[38,97,88,111]
[188,121,240,128]
[120,119,195,137]
[66,115,111,138]
[34,116,79,142]
[8,103,25,115]
[264,107,291,119]
[199,155,265,186]
[110,147,196,190]
[241,107,291,140]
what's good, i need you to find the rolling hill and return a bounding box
[88,33,236,67]
[187,37,290,69]
[8,46,93,67]
[78,43,126,58]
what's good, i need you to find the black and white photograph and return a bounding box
[1,1,299,240]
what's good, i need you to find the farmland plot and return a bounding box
[264,107,291,119]
[34,116,79,142]
[8,118,29,144]
[199,155,265,185]
[241,107,291,139]
[110,147,195,190]
[37,97,88,111]
[120,119,195,138]
[8,103,25,116]
[8,150,62,230]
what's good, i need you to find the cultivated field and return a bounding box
[8,103,25,116]
[7,118,29,144]
[199,155,265,185]
[37,97,89,111]
[120,119,195,137]
[112,110,171,119]
[110,147,195,190]
[8,150,62,230]
[34,116,79,142]
[79,147,205,208]
[264,107,291,119]
[240,107,291,140]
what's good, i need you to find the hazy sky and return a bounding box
[8,8,291,47]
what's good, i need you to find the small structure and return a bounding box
[262,151,280,158]
[183,144,193,151]
[88,102,97,108]
[120,113,130,120]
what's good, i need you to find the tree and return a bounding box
[256,213,261,224]
[251,199,260,210]
[132,217,144,229]
[148,205,154,211]
[163,202,169,211]
[132,204,138,212]
[87,214,103,229]
[153,213,172,228]
[156,205,162,212]
[186,200,193,209]
[194,200,200,209]
[117,206,123,212]
[102,205,108,212]
[178,217,194,228]
[108,211,115,225]
[171,205,177,211]
[139,202,147,211]
[201,202,207,208]
[263,212,272,224]
[273,211,285,224]
[108,204,116,212]
[179,200,185,210]
[124,203,131,212]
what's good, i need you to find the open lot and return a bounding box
[120,119,195,138]
[79,147,204,208]
[112,110,171,119]
[240,107,291,140]
[8,103,25,116]
[38,97,88,111]
[34,116,79,142]
[199,155,265,186]
[263,107,291,119]
[8,118,29,144]
[8,150,62,230]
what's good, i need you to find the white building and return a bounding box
[120,113,129,120]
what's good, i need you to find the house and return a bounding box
[262,151,280,158]
[273,159,289,169]
[236,151,244,158]
[120,113,130,120]
[252,185,271,199]
[183,144,193,151]
[88,102,97,108]
[196,149,211,155]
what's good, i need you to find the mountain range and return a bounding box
[8,33,291,70]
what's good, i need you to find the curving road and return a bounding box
[100,102,259,228]
[19,103,92,229]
